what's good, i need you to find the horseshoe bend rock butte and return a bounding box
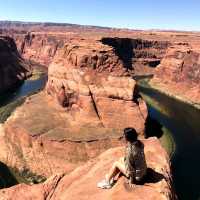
[46,38,147,131]
[0,38,148,177]
[0,138,175,200]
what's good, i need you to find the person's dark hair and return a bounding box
[124,127,138,143]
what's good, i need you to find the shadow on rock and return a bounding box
[123,167,165,191]
[144,168,165,184]
[101,37,134,71]
[145,116,164,138]
[0,161,18,189]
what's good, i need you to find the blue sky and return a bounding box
[0,0,200,31]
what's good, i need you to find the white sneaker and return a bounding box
[97,179,112,189]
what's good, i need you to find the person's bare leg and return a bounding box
[106,162,120,182]
[106,158,126,182]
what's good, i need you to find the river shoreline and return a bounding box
[149,82,200,110]
[137,78,200,200]
[0,65,47,122]
[0,65,48,186]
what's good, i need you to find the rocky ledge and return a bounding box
[150,43,200,105]
[0,36,30,93]
[0,137,175,200]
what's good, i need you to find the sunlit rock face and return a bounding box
[151,43,200,104]
[14,32,67,66]
[47,38,147,133]
[0,36,30,93]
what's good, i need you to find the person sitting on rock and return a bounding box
[97,127,147,189]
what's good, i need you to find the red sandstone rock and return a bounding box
[0,25,182,199]
[0,36,30,93]
[151,43,200,104]
[14,32,67,66]
[47,38,147,133]
[0,174,64,200]
[0,93,123,177]
[0,138,175,200]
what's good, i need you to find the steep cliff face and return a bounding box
[14,32,67,66]
[101,37,169,75]
[0,36,30,93]
[0,138,175,200]
[47,38,147,132]
[151,43,200,104]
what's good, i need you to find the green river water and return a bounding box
[138,79,200,200]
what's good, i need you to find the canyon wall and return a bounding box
[101,37,169,75]
[46,38,147,132]
[16,35,169,73]
[151,43,200,104]
[2,25,170,72]
[14,32,67,66]
[0,36,30,93]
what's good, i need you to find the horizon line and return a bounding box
[0,19,200,33]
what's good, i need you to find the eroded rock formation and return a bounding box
[101,37,169,75]
[0,138,175,200]
[14,32,67,66]
[47,38,147,132]
[151,43,200,104]
[0,36,30,93]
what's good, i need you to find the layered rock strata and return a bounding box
[47,38,147,132]
[0,33,176,199]
[0,138,175,200]
[101,37,169,75]
[151,43,200,105]
[14,32,67,66]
